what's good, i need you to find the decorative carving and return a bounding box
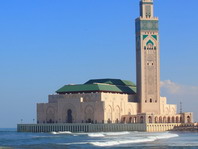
[140,20,158,31]
[84,105,94,123]
[46,107,55,123]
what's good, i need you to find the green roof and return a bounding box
[56,79,136,94]
[85,79,136,87]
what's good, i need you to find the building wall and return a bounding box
[37,92,138,124]
[160,97,176,115]
[101,93,138,123]
[37,93,104,124]
[37,92,192,125]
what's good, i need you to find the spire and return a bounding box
[140,0,154,18]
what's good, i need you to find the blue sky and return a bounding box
[0,0,198,128]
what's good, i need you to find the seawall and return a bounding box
[17,123,183,133]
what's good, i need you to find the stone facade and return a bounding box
[37,92,138,124]
[37,92,193,125]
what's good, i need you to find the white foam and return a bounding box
[88,133,105,137]
[58,142,89,145]
[149,133,179,140]
[104,131,130,136]
[90,138,155,147]
[90,132,179,147]
[33,135,60,138]
[50,131,72,135]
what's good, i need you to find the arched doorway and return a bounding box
[122,117,126,123]
[155,117,158,123]
[172,116,175,123]
[115,118,119,123]
[187,116,191,123]
[140,116,144,123]
[87,118,92,123]
[180,117,183,123]
[67,109,73,123]
[133,117,137,123]
[148,116,152,123]
[159,117,162,123]
[163,117,166,123]
[176,116,179,123]
[168,117,171,123]
[129,117,132,123]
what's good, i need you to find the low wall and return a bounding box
[171,123,197,131]
[146,123,182,132]
[17,123,185,133]
[17,123,146,133]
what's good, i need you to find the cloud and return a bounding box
[161,80,198,121]
[160,80,198,96]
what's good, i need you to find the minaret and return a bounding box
[136,0,160,114]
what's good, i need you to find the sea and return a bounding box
[0,128,198,149]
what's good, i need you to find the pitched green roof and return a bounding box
[84,79,136,87]
[56,79,136,94]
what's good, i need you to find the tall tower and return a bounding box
[136,0,160,114]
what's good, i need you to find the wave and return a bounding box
[33,135,61,138]
[58,142,89,145]
[50,131,72,135]
[73,131,130,137]
[90,132,179,147]
[90,138,155,147]
[104,131,130,136]
[87,131,130,138]
[88,133,105,137]
[149,133,179,140]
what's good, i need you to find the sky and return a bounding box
[0,0,198,128]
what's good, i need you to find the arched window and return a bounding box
[163,117,166,123]
[180,117,183,123]
[172,117,175,123]
[134,117,137,123]
[155,117,158,123]
[122,117,126,123]
[176,116,179,123]
[140,116,144,123]
[148,116,152,123]
[168,117,171,123]
[159,117,162,123]
[129,117,132,123]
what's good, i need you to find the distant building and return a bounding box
[37,0,193,125]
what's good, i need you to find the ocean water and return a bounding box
[0,128,198,149]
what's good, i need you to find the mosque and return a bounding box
[37,0,193,125]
